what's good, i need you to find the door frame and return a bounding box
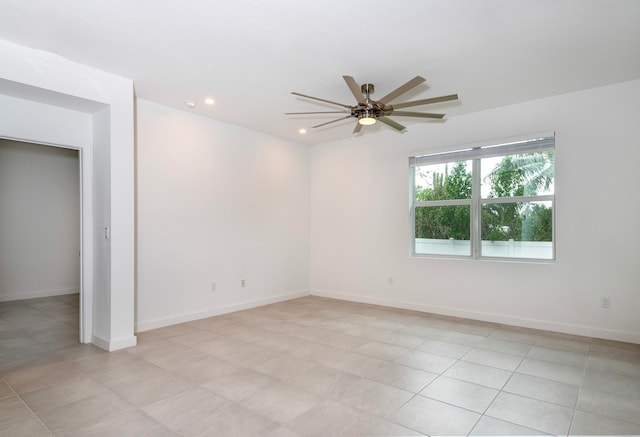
[0,136,93,343]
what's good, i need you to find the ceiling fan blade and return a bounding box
[391,94,459,109]
[353,122,363,134]
[285,111,348,115]
[378,116,406,131]
[343,76,366,105]
[291,92,353,109]
[391,111,445,119]
[378,76,426,104]
[310,115,353,129]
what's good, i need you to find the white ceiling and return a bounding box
[1,0,639,145]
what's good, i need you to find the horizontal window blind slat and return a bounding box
[409,136,554,167]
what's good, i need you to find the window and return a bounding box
[410,135,555,260]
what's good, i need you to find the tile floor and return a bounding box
[1,295,640,436]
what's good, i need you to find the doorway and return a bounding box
[0,138,86,372]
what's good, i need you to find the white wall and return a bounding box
[135,99,310,331]
[0,39,136,350]
[0,139,80,301]
[310,79,640,343]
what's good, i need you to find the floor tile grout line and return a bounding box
[14,391,55,436]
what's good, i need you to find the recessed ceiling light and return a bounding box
[299,128,307,134]
[185,100,196,109]
[205,98,215,105]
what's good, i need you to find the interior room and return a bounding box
[0,1,639,436]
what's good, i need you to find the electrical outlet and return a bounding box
[211,282,216,292]
[601,297,611,308]
[241,279,246,288]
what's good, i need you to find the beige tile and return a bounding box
[369,421,426,436]
[0,396,34,424]
[20,374,108,412]
[0,379,14,399]
[587,355,640,380]
[3,361,82,394]
[71,409,173,437]
[390,395,480,436]
[416,339,472,358]
[420,376,498,413]
[393,350,456,374]
[218,342,280,368]
[489,327,544,344]
[36,391,131,436]
[354,341,410,361]
[313,331,370,351]
[193,336,250,356]
[254,333,309,354]
[434,330,486,346]
[108,369,193,408]
[251,354,316,381]
[180,402,279,437]
[335,409,385,436]
[570,410,640,435]
[81,355,165,391]
[477,336,533,356]
[535,336,591,354]
[47,343,106,362]
[290,341,348,367]
[589,343,640,363]
[444,360,512,389]
[485,392,573,435]
[527,345,588,367]
[200,367,275,402]
[143,387,229,432]
[335,378,413,418]
[128,341,210,371]
[286,365,361,398]
[462,348,523,371]
[287,399,367,437]
[167,330,220,347]
[0,413,52,437]
[265,426,303,437]
[366,330,426,349]
[368,362,437,393]
[239,380,321,423]
[517,358,584,385]
[470,415,549,436]
[503,373,578,407]
[328,352,388,378]
[576,387,640,425]
[396,324,442,338]
[582,368,640,398]
[168,356,238,385]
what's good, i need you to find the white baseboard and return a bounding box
[92,334,137,352]
[0,288,79,302]
[135,290,310,333]
[310,289,640,345]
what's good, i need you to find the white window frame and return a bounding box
[409,134,555,261]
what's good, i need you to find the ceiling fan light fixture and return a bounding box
[358,111,377,125]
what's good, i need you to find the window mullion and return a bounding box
[472,156,481,259]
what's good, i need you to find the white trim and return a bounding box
[92,334,137,351]
[0,288,79,302]
[135,290,310,333]
[310,289,640,345]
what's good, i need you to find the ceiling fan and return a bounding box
[286,75,458,133]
